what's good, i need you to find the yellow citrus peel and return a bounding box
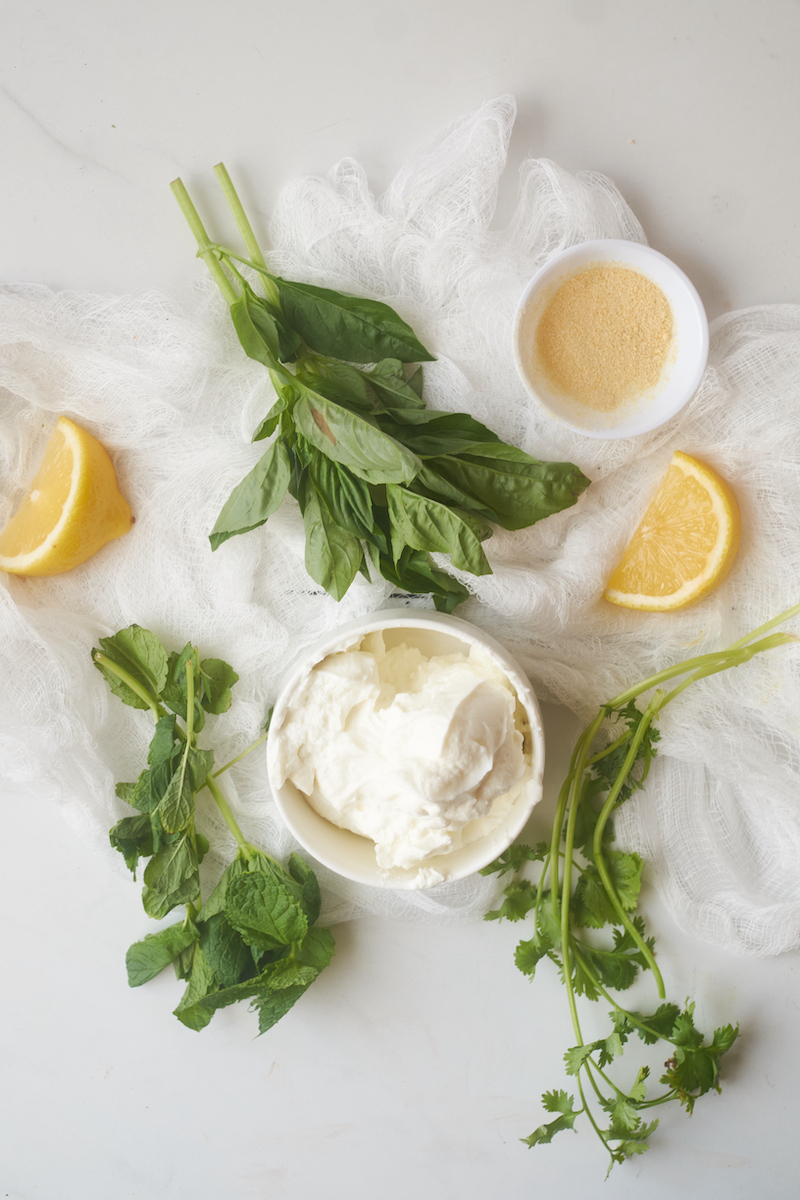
[604,450,741,611]
[0,416,133,577]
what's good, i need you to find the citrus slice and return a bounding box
[0,416,133,576]
[604,450,741,611]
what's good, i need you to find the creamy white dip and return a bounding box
[270,630,531,873]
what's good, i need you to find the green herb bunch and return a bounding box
[171,166,590,613]
[482,603,800,1175]
[94,624,334,1034]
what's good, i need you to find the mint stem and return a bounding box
[93,653,163,720]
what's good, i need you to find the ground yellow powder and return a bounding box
[531,263,674,412]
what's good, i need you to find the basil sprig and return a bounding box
[95,624,334,1034]
[171,166,590,612]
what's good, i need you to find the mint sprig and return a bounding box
[483,601,800,1174]
[95,624,334,1034]
[170,167,590,613]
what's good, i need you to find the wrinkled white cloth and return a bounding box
[1,96,799,948]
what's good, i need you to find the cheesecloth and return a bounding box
[2,95,799,949]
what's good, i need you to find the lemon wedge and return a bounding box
[604,450,741,611]
[0,416,133,576]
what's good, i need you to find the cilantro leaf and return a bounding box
[484,880,539,923]
[522,1091,580,1147]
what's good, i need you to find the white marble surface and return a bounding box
[3,2,800,1197]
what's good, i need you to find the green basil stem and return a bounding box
[92,652,164,720]
[212,164,282,308]
[170,178,238,306]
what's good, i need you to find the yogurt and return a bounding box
[270,630,531,872]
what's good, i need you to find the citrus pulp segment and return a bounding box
[0,416,133,576]
[603,450,740,611]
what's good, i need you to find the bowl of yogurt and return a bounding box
[266,608,545,889]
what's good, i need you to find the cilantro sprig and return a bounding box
[94,624,334,1034]
[483,601,800,1174]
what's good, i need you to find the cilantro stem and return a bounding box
[592,691,665,996]
[170,178,238,306]
[561,711,606,1043]
[92,653,163,720]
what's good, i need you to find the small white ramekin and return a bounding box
[513,238,709,439]
[266,608,545,889]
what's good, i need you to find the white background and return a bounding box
[3,2,800,1197]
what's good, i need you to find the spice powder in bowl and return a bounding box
[514,240,709,439]
[534,263,673,413]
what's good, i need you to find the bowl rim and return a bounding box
[266,607,546,889]
[512,237,710,440]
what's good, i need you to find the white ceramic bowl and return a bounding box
[513,238,709,439]
[266,608,545,889]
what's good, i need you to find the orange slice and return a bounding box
[0,416,133,576]
[604,451,741,611]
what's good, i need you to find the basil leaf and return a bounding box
[378,410,501,457]
[307,451,374,540]
[387,485,492,576]
[293,390,421,485]
[269,275,435,363]
[370,544,470,614]
[300,480,364,602]
[296,361,376,414]
[209,437,292,550]
[230,284,280,366]
[94,625,169,710]
[368,358,426,411]
[252,385,298,442]
[426,447,591,531]
[126,921,198,988]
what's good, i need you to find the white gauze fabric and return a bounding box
[1,96,799,948]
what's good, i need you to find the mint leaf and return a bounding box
[287,853,323,926]
[173,947,217,1031]
[224,871,309,950]
[126,921,198,987]
[199,913,254,988]
[95,625,169,709]
[254,983,311,1035]
[199,658,239,715]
